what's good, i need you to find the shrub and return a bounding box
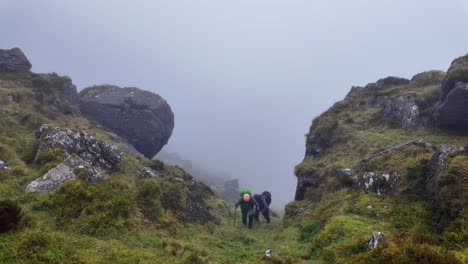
[35,148,66,174]
[438,155,468,220]
[136,179,163,221]
[160,180,187,218]
[0,200,22,232]
[300,220,321,242]
[0,230,82,264]
[44,180,136,236]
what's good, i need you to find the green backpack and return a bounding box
[239,188,251,198]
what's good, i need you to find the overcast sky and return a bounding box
[1,0,467,207]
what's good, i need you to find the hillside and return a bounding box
[0,48,308,263]
[289,55,468,263]
[0,46,467,263]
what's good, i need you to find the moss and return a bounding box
[136,179,163,221]
[78,85,113,97]
[438,155,468,220]
[160,180,187,218]
[0,230,82,264]
[446,54,468,83]
[300,219,321,242]
[43,180,136,236]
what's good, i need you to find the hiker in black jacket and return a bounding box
[235,193,259,229]
[254,191,272,223]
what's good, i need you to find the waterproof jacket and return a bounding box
[235,197,259,210]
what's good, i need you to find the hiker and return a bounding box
[254,191,272,223]
[235,192,259,229]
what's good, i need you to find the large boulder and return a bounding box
[434,54,468,128]
[35,124,122,171]
[79,85,174,158]
[26,155,102,193]
[383,95,420,129]
[0,48,31,72]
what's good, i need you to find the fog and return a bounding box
[1,0,467,207]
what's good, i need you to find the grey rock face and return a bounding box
[26,155,102,193]
[35,124,122,171]
[0,48,32,72]
[434,82,468,128]
[79,85,174,158]
[367,231,388,250]
[383,96,420,129]
[354,172,400,195]
[294,170,320,201]
[139,167,160,178]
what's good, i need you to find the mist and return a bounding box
[1,0,467,207]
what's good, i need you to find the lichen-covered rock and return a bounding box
[434,54,468,128]
[354,171,400,195]
[35,124,122,170]
[0,48,31,72]
[139,167,160,178]
[26,155,102,193]
[367,231,388,250]
[383,95,420,129]
[79,85,174,158]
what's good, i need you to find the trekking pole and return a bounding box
[234,207,237,227]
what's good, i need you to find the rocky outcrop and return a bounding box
[434,82,468,128]
[425,145,465,230]
[294,170,320,201]
[139,167,160,178]
[367,231,388,250]
[0,48,31,72]
[346,76,410,98]
[434,55,468,128]
[383,96,420,129]
[26,125,122,192]
[354,171,400,195]
[26,155,102,192]
[79,85,174,158]
[35,124,122,170]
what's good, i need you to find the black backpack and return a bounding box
[262,191,271,205]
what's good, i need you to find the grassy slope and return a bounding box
[0,71,311,264]
[291,73,468,263]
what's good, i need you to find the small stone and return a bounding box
[0,159,5,170]
[367,231,388,250]
[367,205,373,209]
[139,167,160,179]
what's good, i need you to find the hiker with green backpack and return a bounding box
[234,188,259,229]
